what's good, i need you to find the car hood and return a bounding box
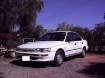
[18,41,66,49]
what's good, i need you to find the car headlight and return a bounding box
[35,48,51,52]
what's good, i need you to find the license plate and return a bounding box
[22,56,30,61]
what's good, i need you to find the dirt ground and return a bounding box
[0,54,105,78]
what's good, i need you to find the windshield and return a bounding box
[38,32,66,41]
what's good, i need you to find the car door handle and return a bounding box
[75,43,77,45]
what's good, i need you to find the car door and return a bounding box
[65,32,77,56]
[71,32,83,53]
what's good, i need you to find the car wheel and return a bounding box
[53,50,64,66]
[80,48,86,57]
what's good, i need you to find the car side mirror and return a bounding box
[68,41,71,43]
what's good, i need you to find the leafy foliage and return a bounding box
[33,25,47,40]
[0,0,44,33]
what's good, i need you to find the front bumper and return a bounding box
[15,51,55,62]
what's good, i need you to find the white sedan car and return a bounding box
[16,31,88,66]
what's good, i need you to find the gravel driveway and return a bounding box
[0,54,105,78]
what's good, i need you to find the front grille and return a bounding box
[16,48,35,52]
[30,57,38,60]
[16,55,38,60]
[16,53,39,60]
[16,53,39,56]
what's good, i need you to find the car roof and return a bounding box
[56,31,74,33]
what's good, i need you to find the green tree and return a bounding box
[33,25,47,40]
[0,0,44,33]
[18,0,44,33]
[56,22,86,37]
[93,23,105,51]
[56,22,74,31]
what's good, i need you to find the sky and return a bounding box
[37,0,105,29]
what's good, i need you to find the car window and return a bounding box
[38,32,66,41]
[66,32,73,42]
[72,32,82,41]
[66,32,82,42]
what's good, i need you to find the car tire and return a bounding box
[80,48,86,58]
[53,50,64,66]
